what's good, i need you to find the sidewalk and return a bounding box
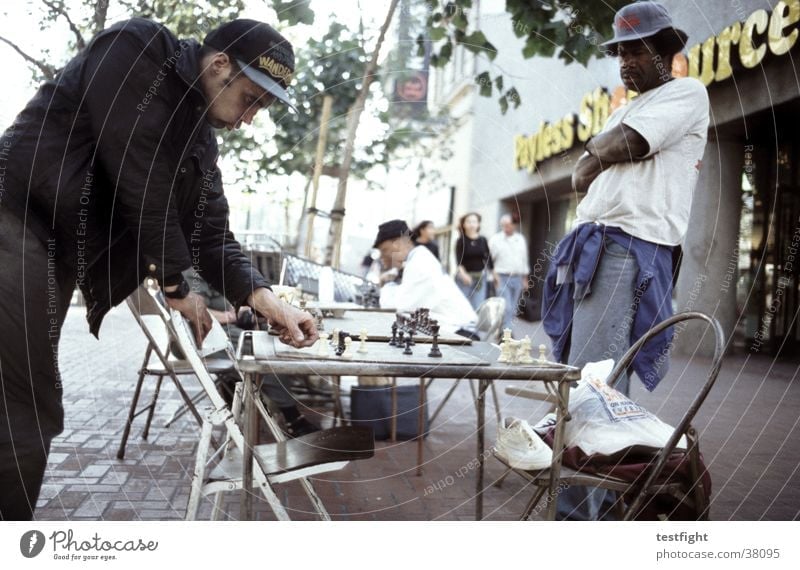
[33,305,800,521]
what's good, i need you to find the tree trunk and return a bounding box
[323,0,400,267]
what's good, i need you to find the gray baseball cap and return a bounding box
[602,1,687,48]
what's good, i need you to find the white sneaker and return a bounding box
[495,417,553,470]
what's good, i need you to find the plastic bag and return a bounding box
[563,360,686,456]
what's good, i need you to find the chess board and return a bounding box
[320,311,471,345]
[267,336,488,366]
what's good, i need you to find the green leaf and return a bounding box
[439,40,453,65]
[273,0,314,26]
[475,71,492,97]
[428,26,447,41]
[494,75,503,91]
[499,95,508,115]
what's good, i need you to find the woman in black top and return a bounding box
[412,220,440,260]
[455,212,495,309]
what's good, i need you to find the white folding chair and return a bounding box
[117,286,235,459]
[129,280,374,520]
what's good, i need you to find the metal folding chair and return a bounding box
[427,297,506,427]
[128,280,374,520]
[495,311,724,521]
[116,286,235,459]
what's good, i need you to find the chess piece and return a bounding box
[343,336,354,358]
[428,323,442,358]
[389,322,398,346]
[403,336,413,355]
[538,344,548,363]
[317,333,330,357]
[498,338,511,363]
[502,328,513,342]
[397,330,405,348]
[519,336,534,364]
[332,328,340,348]
[358,329,368,354]
[335,332,348,356]
[408,326,415,346]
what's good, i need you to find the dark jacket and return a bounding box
[0,18,269,336]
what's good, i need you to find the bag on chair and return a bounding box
[350,384,429,441]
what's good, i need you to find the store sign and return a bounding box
[514,0,800,173]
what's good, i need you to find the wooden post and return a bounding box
[304,95,334,258]
[325,0,400,268]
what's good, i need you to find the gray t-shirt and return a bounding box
[575,77,710,246]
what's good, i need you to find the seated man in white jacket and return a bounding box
[374,219,479,338]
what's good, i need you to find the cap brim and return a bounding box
[601,27,688,49]
[237,59,298,114]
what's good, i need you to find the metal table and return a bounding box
[237,338,580,521]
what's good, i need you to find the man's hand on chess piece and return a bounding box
[247,287,319,348]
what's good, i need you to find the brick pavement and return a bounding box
[33,304,800,521]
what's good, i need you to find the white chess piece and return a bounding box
[357,330,368,354]
[498,338,511,363]
[502,328,513,342]
[343,336,354,358]
[538,343,548,363]
[332,328,340,347]
[317,333,330,357]
[519,336,534,364]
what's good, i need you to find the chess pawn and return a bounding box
[403,336,413,355]
[389,322,398,346]
[538,344,548,363]
[343,336,354,358]
[497,339,511,363]
[519,336,534,364]
[357,330,368,354]
[397,330,405,348]
[317,333,330,357]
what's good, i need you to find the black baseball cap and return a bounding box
[374,220,411,248]
[204,19,297,113]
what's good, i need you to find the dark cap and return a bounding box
[602,1,687,49]
[204,19,297,112]
[373,219,411,248]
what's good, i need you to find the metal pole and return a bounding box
[304,95,334,258]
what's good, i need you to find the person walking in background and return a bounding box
[411,220,440,260]
[455,212,495,310]
[489,214,530,331]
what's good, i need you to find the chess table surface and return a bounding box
[272,335,487,366]
[320,310,471,345]
[240,332,580,382]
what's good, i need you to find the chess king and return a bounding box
[373,220,479,339]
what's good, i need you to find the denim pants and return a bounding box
[497,273,524,330]
[556,236,638,521]
[455,271,488,310]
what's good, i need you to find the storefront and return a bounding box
[490,0,800,356]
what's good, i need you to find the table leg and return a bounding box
[240,371,256,521]
[545,379,571,521]
[415,378,425,476]
[391,378,398,443]
[475,379,488,521]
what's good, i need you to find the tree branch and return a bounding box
[41,0,86,50]
[92,0,110,36]
[0,34,55,79]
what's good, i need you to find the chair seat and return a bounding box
[493,448,689,495]
[209,426,375,482]
[142,358,234,375]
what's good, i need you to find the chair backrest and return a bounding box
[127,283,233,366]
[475,297,506,342]
[606,311,725,519]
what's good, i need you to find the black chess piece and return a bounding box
[336,331,349,356]
[428,324,442,357]
[389,322,398,346]
[397,330,405,347]
[403,336,413,355]
[408,326,415,346]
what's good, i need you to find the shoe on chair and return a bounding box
[495,417,553,470]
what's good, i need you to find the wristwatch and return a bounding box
[163,278,190,300]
